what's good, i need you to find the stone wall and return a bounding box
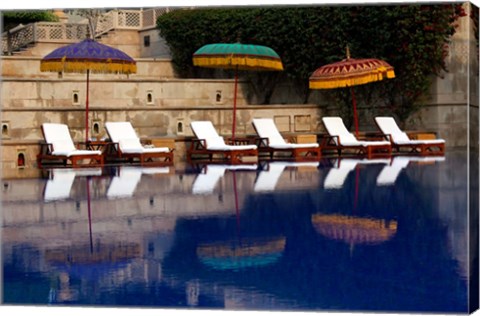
[1,57,324,172]
[408,2,479,149]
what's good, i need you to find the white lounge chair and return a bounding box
[252,118,321,160]
[192,164,257,195]
[324,158,390,189]
[374,117,445,155]
[37,123,104,167]
[188,121,258,164]
[105,122,174,164]
[254,161,319,192]
[321,117,392,158]
[376,155,446,186]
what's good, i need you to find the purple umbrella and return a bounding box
[40,39,137,142]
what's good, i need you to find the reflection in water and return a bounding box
[311,214,398,246]
[1,151,474,313]
[197,237,286,271]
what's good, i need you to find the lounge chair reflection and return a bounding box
[192,164,257,195]
[254,161,319,192]
[44,168,102,201]
[376,155,446,186]
[107,166,170,199]
[324,158,390,189]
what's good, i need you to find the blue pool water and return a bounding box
[1,150,477,313]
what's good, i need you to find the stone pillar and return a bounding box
[414,2,479,149]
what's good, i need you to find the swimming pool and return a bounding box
[1,150,477,313]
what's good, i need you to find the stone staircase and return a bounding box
[1,8,176,56]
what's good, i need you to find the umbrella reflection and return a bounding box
[191,162,285,271]
[312,214,398,246]
[197,237,286,271]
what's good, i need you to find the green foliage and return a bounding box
[157,4,465,123]
[2,10,59,31]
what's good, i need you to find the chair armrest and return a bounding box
[39,142,54,155]
[76,141,89,150]
[318,135,338,147]
[191,138,207,150]
[255,137,270,147]
[103,142,121,156]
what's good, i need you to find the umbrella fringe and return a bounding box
[193,56,283,71]
[40,61,137,74]
[309,70,395,89]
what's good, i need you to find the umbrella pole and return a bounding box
[85,70,90,143]
[350,87,359,137]
[232,66,239,140]
[232,171,240,229]
[87,177,93,254]
[353,165,359,212]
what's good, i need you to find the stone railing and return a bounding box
[96,8,176,35]
[2,7,178,55]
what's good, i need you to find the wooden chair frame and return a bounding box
[319,135,392,159]
[105,142,174,165]
[254,137,321,161]
[187,138,258,165]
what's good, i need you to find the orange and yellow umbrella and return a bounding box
[309,47,395,136]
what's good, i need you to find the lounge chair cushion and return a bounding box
[206,136,227,148]
[106,122,138,142]
[190,121,221,142]
[252,118,287,145]
[51,140,77,155]
[105,122,171,154]
[252,118,319,148]
[375,117,445,145]
[322,117,390,147]
[119,138,143,151]
[119,138,171,154]
[268,142,319,149]
[190,121,257,151]
[42,123,102,156]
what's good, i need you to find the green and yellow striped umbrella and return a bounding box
[193,43,283,138]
